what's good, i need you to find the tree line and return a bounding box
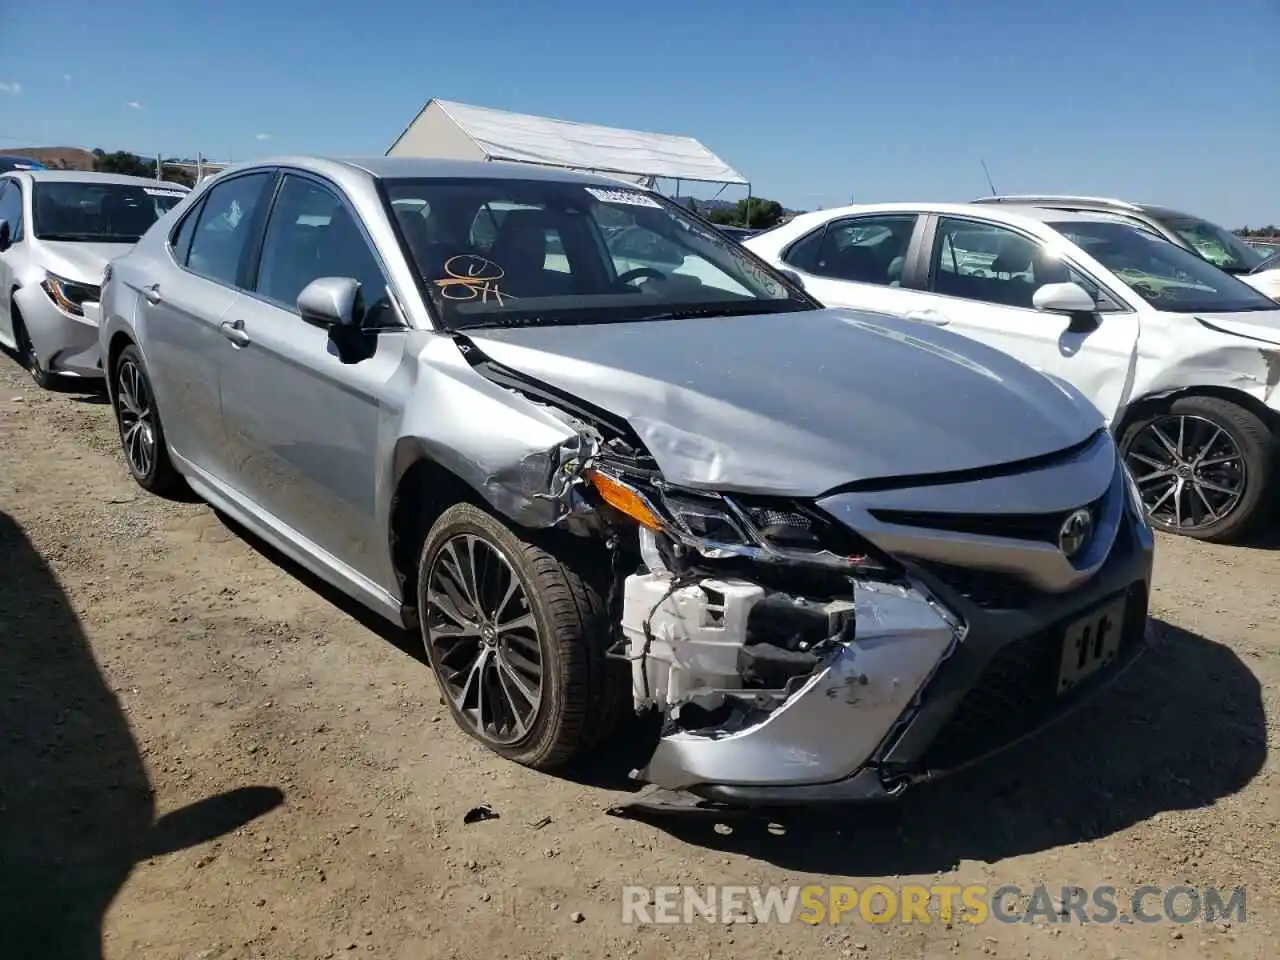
[91,149,197,187]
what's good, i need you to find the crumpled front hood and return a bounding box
[463,308,1103,496]
[35,241,133,288]
[1195,309,1280,346]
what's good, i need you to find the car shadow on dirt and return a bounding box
[616,619,1267,877]
[0,511,284,960]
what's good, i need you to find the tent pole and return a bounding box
[745,183,752,228]
[674,179,680,199]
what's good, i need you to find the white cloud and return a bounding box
[126,100,143,110]
[255,133,272,141]
[0,82,21,94]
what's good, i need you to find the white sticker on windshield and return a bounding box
[144,187,186,198]
[585,186,662,208]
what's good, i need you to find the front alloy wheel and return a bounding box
[425,533,544,745]
[1121,397,1274,542]
[110,345,185,496]
[416,503,626,770]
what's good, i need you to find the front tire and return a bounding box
[1119,395,1274,542]
[11,307,54,389]
[111,344,186,497]
[416,503,625,771]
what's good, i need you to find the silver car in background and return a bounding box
[0,170,188,386]
[98,157,1154,806]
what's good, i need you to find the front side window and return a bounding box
[1161,215,1263,273]
[186,172,273,287]
[380,178,808,331]
[930,218,1076,309]
[0,179,22,241]
[811,215,917,287]
[254,174,394,326]
[31,181,186,243]
[1054,220,1278,313]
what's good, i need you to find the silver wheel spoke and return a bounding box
[1192,483,1221,522]
[1196,477,1240,496]
[1197,453,1240,468]
[1149,424,1180,459]
[496,612,536,635]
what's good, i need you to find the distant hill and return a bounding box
[3,147,96,170]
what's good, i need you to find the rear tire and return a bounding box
[416,502,627,771]
[1119,395,1274,542]
[110,344,186,497]
[11,307,54,389]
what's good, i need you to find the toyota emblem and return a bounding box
[1058,508,1095,559]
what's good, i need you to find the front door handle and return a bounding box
[905,309,950,326]
[143,283,162,305]
[219,318,251,347]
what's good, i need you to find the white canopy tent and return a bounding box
[386,98,750,202]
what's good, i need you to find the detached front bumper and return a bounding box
[13,284,104,379]
[631,437,1156,807]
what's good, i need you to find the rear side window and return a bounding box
[186,172,274,287]
[169,199,203,265]
[782,226,826,273]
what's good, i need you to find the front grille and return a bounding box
[915,584,1148,774]
[872,495,1106,545]
[909,559,1041,609]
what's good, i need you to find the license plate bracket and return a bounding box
[1057,596,1126,694]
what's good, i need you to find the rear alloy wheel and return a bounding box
[111,345,185,497]
[1120,396,1274,542]
[11,308,54,389]
[417,503,626,770]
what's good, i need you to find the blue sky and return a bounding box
[2,0,1277,226]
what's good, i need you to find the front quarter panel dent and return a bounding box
[393,336,598,530]
[1128,322,1280,415]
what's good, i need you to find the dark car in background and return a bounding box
[0,156,48,173]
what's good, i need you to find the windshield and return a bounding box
[1054,220,1279,313]
[32,181,186,242]
[381,177,809,331]
[1158,215,1263,273]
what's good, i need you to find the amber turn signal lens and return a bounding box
[585,469,663,530]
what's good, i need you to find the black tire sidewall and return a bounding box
[11,309,52,388]
[1120,396,1273,541]
[416,504,567,762]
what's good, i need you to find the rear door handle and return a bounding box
[219,318,251,347]
[143,283,162,305]
[905,309,950,326]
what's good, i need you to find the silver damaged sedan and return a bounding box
[0,170,188,386]
[98,157,1156,806]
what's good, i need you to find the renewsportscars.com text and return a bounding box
[620,883,1247,926]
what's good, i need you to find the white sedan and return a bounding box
[746,202,1280,542]
[1241,251,1280,302]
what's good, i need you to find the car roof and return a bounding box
[778,201,1135,233]
[972,195,1198,222]
[212,155,639,188]
[23,169,191,190]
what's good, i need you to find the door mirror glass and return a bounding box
[0,219,10,252]
[1033,281,1097,314]
[297,276,361,329]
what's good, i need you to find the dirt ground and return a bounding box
[1,354,1277,960]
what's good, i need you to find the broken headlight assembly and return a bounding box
[584,466,898,579]
[41,273,101,317]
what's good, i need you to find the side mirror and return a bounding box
[778,268,805,291]
[0,219,10,253]
[1033,281,1097,314]
[297,277,361,329]
[1034,282,1100,333]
